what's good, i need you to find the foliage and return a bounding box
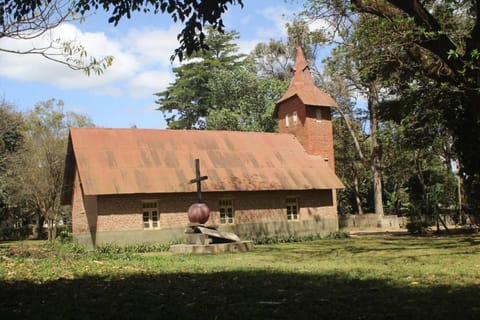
[249,231,350,245]
[320,16,387,215]
[0,1,113,74]
[2,0,243,63]
[94,242,175,256]
[250,19,326,80]
[1,236,480,319]
[56,230,73,244]
[155,27,245,129]
[206,62,288,132]
[304,0,480,214]
[0,102,27,237]
[16,99,94,240]
[406,220,430,235]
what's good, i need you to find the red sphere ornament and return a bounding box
[188,203,210,224]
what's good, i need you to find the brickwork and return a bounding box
[277,97,335,171]
[74,188,339,246]
[305,106,335,171]
[71,170,96,234]
[75,189,337,235]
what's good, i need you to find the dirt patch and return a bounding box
[3,245,54,259]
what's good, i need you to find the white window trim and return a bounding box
[219,198,234,224]
[286,197,299,221]
[293,111,298,125]
[142,201,159,229]
[285,114,290,127]
[316,108,322,122]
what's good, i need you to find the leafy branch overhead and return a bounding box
[2,0,244,62]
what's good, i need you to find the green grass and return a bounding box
[1,234,480,319]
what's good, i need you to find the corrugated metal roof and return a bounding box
[62,128,344,202]
[275,46,336,117]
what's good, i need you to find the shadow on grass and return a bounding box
[1,271,479,320]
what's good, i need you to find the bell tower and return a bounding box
[274,46,337,171]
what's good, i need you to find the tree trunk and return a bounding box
[455,94,480,214]
[335,97,367,215]
[352,164,364,215]
[47,218,55,241]
[37,214,45,240]
[368,82,384,216]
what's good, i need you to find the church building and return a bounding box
[61,47,344,246]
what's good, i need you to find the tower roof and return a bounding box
[274,46,336,117]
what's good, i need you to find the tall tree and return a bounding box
[250,19,325,80]
[19,99,93,240]
[304,0,480,213]
[155,27,245,129]
[206,61,288,132]
[319,15,389,216]
[0,101,26,236]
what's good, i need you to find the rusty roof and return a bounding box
[61,128,343,203]
[274,46,336,117]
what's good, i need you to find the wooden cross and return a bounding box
[190,159,208,203]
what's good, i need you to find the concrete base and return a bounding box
[169,241,253,254]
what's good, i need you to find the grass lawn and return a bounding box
[1,234,480,319]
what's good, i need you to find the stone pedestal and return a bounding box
[169,224,253,254]
[186,233,211,245]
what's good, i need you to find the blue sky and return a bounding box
[0,0,323,129]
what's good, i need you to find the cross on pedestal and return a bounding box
[190,159,208,203]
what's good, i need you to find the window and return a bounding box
[143,201,159,229]
[219,199,234,224]
[286,197,299,221]
[285,114,290,127]
[316,108,322,122]
[293,111,298,125]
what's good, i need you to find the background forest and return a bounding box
[1,0,477,240]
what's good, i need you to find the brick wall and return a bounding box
[277,96,335,171]
[91,189,337,232]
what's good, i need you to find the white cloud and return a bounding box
[0,22,182,100]
[121,25,182,66]
[257,5,294,38]
[128,70,174,98]
[237,39,261,55]
[0,23,141,89]
[308,17,338,40]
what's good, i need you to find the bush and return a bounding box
[249,232,350,245]
[57,230,73,244]
[406,220,430,234]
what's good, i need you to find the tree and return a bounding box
[304,0,480,213]
[3,0,244,62]
[0,101,26,238]
[380,77,460,220]
[19,99,94,240]
[206,61,288,132]
[319,15,389,216]
[250,19,325,80]
[155,27,245,129]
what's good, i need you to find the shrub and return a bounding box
[249,232,350,245]
[57,230,73,244]
[406,220,430,234]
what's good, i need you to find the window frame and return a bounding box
[286,197,299,221]
[285,113,290,127]
[316,108,322,122]
[142,200,159,229]
[293,111,298,125]
[219,198,234,224]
